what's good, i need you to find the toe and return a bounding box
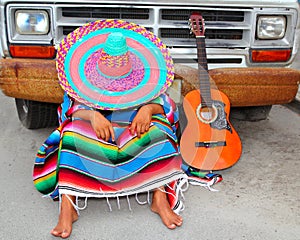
[176,220,183,227]
[61,230,71,239]
[167,223,177,229]
[176,217,183,226]
[51,229,61,237]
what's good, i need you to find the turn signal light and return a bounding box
[251,49,291,62]
[9,45,56,58]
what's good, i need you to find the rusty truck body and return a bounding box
[0,0,299,128]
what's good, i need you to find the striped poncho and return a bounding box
[33,93,187,212]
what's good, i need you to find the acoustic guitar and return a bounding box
[180,13,242,171]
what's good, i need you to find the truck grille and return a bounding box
[61,7,150,20]
[160,28,243,40]
[161,9,244,22]
[53,4,251,66]
[55,5,250,49]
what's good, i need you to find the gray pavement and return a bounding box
[0,90,299,239]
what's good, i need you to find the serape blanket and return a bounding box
[33,93,186,211]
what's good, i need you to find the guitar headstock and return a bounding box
[189,12,205,37]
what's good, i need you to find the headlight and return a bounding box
[15,10,49,35]
[256,16,286,40]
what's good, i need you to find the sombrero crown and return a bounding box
[56,19,174,110]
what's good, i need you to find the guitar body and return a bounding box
[180,88,242,170]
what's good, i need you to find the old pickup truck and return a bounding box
[0,0,299,128]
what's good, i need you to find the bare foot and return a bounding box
[151,188,183,229]
[51,195,78,238]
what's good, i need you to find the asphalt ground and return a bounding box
[0,86,299,240]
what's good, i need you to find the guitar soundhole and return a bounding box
[196,104,218,124]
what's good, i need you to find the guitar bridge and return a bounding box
[195,141,226,148]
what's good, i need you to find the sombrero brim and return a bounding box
[56,19,174,110]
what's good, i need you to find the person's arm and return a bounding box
[130,103,164,138]
[73,109,115,142]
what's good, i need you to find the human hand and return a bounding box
[130,105,153,138]
[90,111,115,142]
[130,103,164,138]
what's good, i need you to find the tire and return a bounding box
[230,105,272,122]
[15,98,59,129]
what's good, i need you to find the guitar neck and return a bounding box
[196,36,212,107]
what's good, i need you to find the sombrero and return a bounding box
[56,19,174,110]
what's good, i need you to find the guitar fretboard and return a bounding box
[196,36,212,108]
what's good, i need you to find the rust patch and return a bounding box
[0,59,299,106]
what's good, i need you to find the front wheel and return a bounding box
[15,98,58,129]
[230,105,272,122]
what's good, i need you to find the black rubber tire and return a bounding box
[15,98,59,129]
[230,105,272,122]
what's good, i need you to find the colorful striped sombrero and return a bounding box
[56,19,174,110]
